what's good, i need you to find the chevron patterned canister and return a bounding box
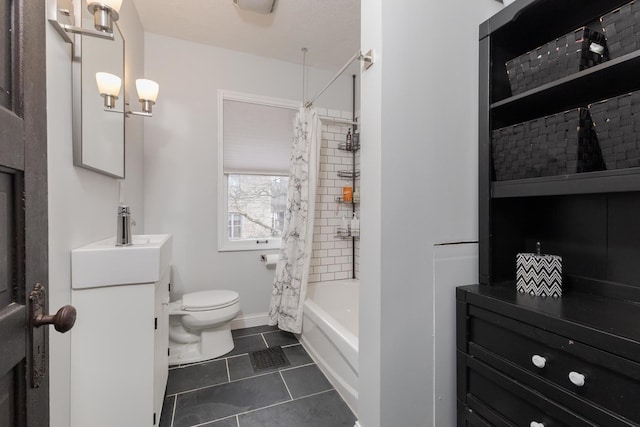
[516,252,563,298]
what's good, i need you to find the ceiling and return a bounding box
[130,0,361,70]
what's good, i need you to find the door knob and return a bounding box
[569,371,586,387]
[29,283,77,388]
[33,305,77,333]
[531,354,547,368]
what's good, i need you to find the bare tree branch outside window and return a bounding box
[228,174,289,239]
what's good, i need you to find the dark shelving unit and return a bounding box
[458,1,640,426]
[479,2,640,284]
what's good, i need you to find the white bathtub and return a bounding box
[300,279,359,414]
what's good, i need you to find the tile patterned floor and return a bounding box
[160,326,356,427]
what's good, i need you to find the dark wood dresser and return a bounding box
[457,285,640,426]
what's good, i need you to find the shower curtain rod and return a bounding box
[304,50,372,108]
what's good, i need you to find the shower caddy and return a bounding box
[334,75,360,280]
[458,0,640,425]
[334,135,360,239]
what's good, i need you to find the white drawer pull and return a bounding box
[530,422,545,427]
[531,355,547,369]
[569,371,586,387]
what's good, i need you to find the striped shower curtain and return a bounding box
[268,106,321,334]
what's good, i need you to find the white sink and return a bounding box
[71,234,172,289]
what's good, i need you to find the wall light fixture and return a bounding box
[96,72,160,117]
[87,0,122,33]
[48,0,123,43]
[96,72,122,109]
[135,79,160,115]
[232,0,277,15]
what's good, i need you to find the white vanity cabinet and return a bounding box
[70,235,171,427]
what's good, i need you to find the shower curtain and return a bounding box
[268,106,321,334]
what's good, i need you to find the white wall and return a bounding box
[359,0,382,424]
[143,33,356,318]
[359,0,502,425]
[46,2,145,426]
[433,243,478,425]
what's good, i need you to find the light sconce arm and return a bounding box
[48,0,122,44]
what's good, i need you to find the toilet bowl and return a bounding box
[168,290,240,365]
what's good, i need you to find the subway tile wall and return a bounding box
[309,108,360,283]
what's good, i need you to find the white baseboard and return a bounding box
[354,421,361,427]
[230,312,269,330]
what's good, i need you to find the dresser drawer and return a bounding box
[457,400,494,427]
[464,355,596,427]
[469,305,640,424]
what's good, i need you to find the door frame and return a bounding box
[13,1,48,425]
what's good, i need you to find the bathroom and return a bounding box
[2,0,514,425]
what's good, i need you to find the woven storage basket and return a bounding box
[601,1,640,59]
[492,108,606,181]
[589,91,640,170]
[506,27,608,95]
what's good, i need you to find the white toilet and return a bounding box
[168,290,240,365]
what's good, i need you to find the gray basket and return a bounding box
[506,27,608,95]
[601,1,640,59]
[492,108,606,181]
[589,91,640,170]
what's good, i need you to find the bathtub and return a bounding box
[300,279,359,414]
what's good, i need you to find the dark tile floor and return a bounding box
[160,325,356,427]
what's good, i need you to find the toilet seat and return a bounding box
[181,290,239,311]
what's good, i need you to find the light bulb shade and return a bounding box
[96,72,122,97]
[87,0,121,31]
[87,0,123,13]
[136,79,159,103]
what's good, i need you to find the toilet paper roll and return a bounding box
[260,254,278,268]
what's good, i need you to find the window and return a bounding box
[228,212,243,239]
[227,175,288,240]
[218,91,298,251]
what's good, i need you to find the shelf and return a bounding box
[336,197,359,204]
[490,50,640,128]
[483,0,631,48]
[337,141,360,152]
[335,228,360,240]
[334,234,360,240]
[337,169,360,179]
[491,168,640,198]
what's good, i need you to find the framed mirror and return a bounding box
[72,10,125,178]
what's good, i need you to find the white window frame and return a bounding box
[228,212,243,239]
[217,90,300,252]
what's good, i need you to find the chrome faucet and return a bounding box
[116,204,132,246]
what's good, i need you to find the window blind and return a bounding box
[223,99,296,175]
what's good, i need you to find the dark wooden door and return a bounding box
[0,0,49,426]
